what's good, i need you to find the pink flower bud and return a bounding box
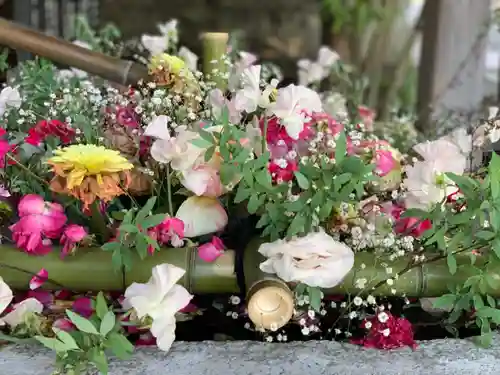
[198,236,225,262]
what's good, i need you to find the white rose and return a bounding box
[258,229,354,288]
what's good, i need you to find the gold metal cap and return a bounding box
[246,279,294,330]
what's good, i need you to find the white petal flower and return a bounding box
[228,51,258,91]
[157,19,178,40]
[208,89,242,123]
[0,277,13,324]
[178,46,198,72]
[175,196,228,237]
[258,228,354,288]
[233,65,262,113]
[268,84,322,140]
[317,46,340,67]
[141,34,169,56]
[123,263,192,353]
[0,86,22,117]
[2,298,43,328]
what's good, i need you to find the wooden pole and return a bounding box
[0,17,148,86]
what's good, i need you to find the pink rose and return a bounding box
[198,236,225,262]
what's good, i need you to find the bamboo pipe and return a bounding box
[200,32,229,90]
[0,244,497,330]
[0,17,148,86]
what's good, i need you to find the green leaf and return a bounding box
[287,213,306,237]
[111,249,123,272]
[247,194,264,214]
[198,129,215,144]
[141,214,167,229]
[135,197,157,224]
[475,306,500,324]
[307,286,322,312]
[101,241,121,252]
[400,208,429,219]
[34,336,68,352]
[135,234,149,259]
[100,311,116,337]
[446,253,457,275]
[493,239,500,260]
[119,224,139,233]
[256,214,270,229]
[90,347,109,374]
[191,138,213,148]
[294,171,310,190]
[66,310,99,335]
[204,145,216,162]
[105,332,134,360]
[53,328,79,350]
[95,292,108,320]
[318,200,334,221]
[255,169,273,190]
[432,294,457,309]
[476,230,495,241]
[234,183,251,203]
[335,131,347,164]
[487,295,496,308]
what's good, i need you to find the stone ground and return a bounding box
[2,335,500,375]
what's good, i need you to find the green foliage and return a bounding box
[35,292,133,375]
[101,197,164,271]
[405,153,500,346]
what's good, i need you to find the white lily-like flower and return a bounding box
[0,86,22,117]
[268,84,323,140]
[233,65,262,113]
[259,228,354,288]
[123,264,192,352]
[144,117,204,171]
[178,46,198,72]
[141,34,169,56]
[208,89,242,123]
[228,51,258,91]
[175,196,228,237]
[297,46,339,86]
[2,298,43,328]
[157,19,179,42]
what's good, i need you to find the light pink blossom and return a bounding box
[52,318,75,331]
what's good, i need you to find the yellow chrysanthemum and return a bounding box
[47,145,134,209]
[149,53,186,75]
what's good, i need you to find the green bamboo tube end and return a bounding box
[200,32,229,90]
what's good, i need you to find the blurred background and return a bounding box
[0,0,499,135]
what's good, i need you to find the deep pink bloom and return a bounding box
[17,194,46,216]
[374,149,396,177]
[198,236,225,262]
[135,331,157,346]
[394,216,432,238]
[268,159,298,183]
[60,224,87,258]
[10,217,54,255]
[72,297,94,318]
[29,268,48,290]
[53,318,75,331]
[179,302,198,313]
[147,217,185,253]
[351,311,416,350]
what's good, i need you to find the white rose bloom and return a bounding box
[0,86,22,117]
[123,264,192,352]
[258,229,354,288]
[178,46,199,72]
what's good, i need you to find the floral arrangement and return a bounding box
[0,18,500,375]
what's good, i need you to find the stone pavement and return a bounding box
[1,335,500,375]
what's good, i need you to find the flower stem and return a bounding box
[6,154,48,186]
[89,201,111,243]
[166,165,174,216]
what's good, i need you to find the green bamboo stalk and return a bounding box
[200,32,229,90]
[0,243,496,297]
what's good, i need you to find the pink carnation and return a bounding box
[60,225,88,258]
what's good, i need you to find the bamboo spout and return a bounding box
[0,17,148,86]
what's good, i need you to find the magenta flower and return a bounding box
[10,196,67,255]
[72,297,94,318]
[147,217,185,253]
[60,225,87,258]
[198,236,225,262]
[29,268,48,290]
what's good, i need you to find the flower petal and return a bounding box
[29,268,48,290]
[175,196,228,237]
